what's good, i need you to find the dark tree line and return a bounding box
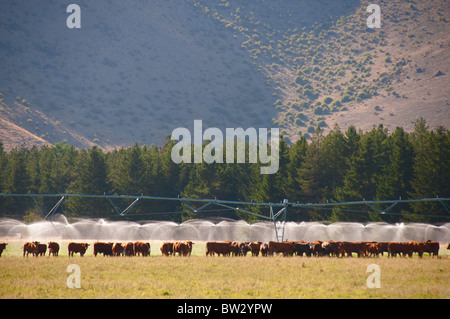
[0,119,448,223]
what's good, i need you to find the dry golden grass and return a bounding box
[0,241,449,299]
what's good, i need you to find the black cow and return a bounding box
[293,243,312,257]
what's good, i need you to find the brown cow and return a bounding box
[249,242,262,256]
[241,242,252,256]
[268,241,295,256]
[410,241,427,258]
[176,240,194,256]
[230,241,244,256]
[388,242,413,257]
[406,241,440,258]
[160,242,174,256]
[134,242,151,256]
[68,242,90,257]
[175,241,193,256]
[0,243,7,257]
[122,242,135,256]
[312,241,325,257]
[314,241,334,257]
[367,242,380,257]
[403,242,414,258]
[48,242,59,257]
[173,241,193,257]
[327,241,342,257]
[185,241,193,256]
[260,243,269,256]
[230,241,251,256]
[425,240,439,257]
[339,242,367,257]
[378,242,390,257]
[93,242,113,257]
[321,241,334,257]
[36,243,47,257]
[206,241,232,256]
[387,242,400,257]
[112,243,124,256]
[173,242,183,256]
[22,242,38,257]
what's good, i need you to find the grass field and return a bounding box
[0,241,449,299]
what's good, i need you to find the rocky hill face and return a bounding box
[0,0,448,151]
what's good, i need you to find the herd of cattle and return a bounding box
[0,240,447,258]
[15,241,152,257]
[204,240,444,258]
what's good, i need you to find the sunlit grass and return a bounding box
[0,242,449,299]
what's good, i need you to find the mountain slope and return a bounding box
[0,0,276,150]
[0,0,448,151]
[194,0,449,138]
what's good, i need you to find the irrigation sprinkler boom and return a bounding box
[0,193,449,241]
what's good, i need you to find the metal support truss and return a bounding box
[42,195,65,219]
[365,201,399,215]
[30,195,46,217]
[270,199,289,241]
[107,196,142,216]
[438,199,450,215]
[1,193,449,242]
[181,198,290,241]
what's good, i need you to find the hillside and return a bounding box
[0,0,448,151]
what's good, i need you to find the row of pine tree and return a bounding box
[0,119,448,223]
